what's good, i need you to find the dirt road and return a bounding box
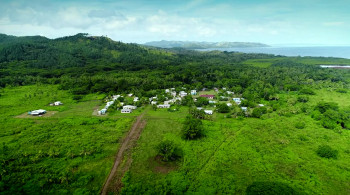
[101,109,148,195]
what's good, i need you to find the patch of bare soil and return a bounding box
[15,111,58,118]
[101,110,148,195]
[152,155,179,174]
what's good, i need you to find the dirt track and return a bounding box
[101,109,148,195]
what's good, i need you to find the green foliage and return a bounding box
[315,101,339,113]
[299,88,316,95]
[316,145,338,159]
[194,97,209,107]
[295,121,306,129]
[297,95,309,103]
[156,140,182,162]
[217,103,230,113]
[246,182,300,195]
[252,107,267,118]
[182,116,204,139]
[189,107,206,119]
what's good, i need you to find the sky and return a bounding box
[0,0,349,45]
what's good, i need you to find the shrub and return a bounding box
[252,107,267,118]
[315,102,338,113]
[156,140,182,162]
[295,121,305,129]
[189,107,205,119]
[182,116,203,139]
[297,95,309,103]
[336,88,347,93]
[217,103,230,113]
[299,88,316,95]
[246,182,299,195]
[316,145,338,159]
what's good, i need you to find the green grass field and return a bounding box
[0,85,135,194]
[122,90,350,194]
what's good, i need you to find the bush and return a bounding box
[316,145,338,159]
[299,88,316,95]
[156,140,182,162]
[246,182,299,195]
[182,116,203,139]
[217,103,230,113]
[252,107,267,118]
[297,95,309,103]
[315,101,338,113]
[295,121,305,129]
[189,107,205,119]
[336,88,347,93]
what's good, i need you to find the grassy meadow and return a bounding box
[0,85,135,194]
[121,89,350,194]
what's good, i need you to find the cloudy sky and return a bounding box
[0,0,349,45]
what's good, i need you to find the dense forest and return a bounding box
[1,33,350,194]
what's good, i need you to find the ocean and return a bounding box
[197,46,350,59]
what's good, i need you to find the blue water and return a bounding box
[197,46,350,59]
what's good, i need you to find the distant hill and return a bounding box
[143,40,269,49]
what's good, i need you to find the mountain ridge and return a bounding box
[143,40,269,49]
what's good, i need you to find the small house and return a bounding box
[123,105,137,110]
[204,110,213,115]
[200,95,215,99]
[241,107,248,112]
[157,104,171,108]
[197,107,203,110]
[128,93,133,97]
[165,89,170,93]
[98,108,107,115]
[214,88,219,92]
[151,101,157,105]
[222,87,227,90]
[54,101,63,106]
[227,91,234,95]
[191,90,197,95]
[121,109,132,113]
[171,91,177,97]
[227,103,232,107]
[29,109,46,116]
[164,100,172,105]
[209,100,216,104]
[133,97,139,102]
[179,91,187,97]
[258,104,264,107]
[233,98,241,105]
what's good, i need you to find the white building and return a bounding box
[128,93,133,97]
[233,98,241,105]
[204,110,213,115]
[227,91,234,95]
[123,105,137,110]
[54,101,63,106]
[165,89,170,93]
[191,90,197,95]
[241,107,248,112]
[98,108,107,115]
[151,101,157,105]
[227,103,232,107]
[258,104,264,107]
[209,100,216,104]
[157,104,171,108]
[133,97,139,102]
[197,107,203,110]
[121,109,132,113]
[171,91,177,97]
[179,91,187,97]
[30,109,46,116]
